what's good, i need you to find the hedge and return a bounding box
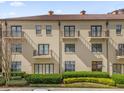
[63,71,109,78]
[11,72,26,78]
[6,80,28,87]
[112,74,124,84]
[64,77,115,86]
[25,74,62,84]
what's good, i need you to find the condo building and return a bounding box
[1,9,124,75]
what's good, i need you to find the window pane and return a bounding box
[92,44,102,52]
[65,61,75,71]
[11,61,21,72]
[116,25,122,35]
[44,44,49,54]
[92,61,102,71]
[45,64,50,74]
[11,26,22,37]
[34,64,39,74]
[46,25,52,34]
[36,25,41,34]
[65,44,75,52]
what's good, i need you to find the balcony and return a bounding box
[32,50,52,59]
[3,31,25,40]
[116,50,124,59]
[88,30,109,41]
[62,31,80,40]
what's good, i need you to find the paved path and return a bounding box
[0,87,124,91]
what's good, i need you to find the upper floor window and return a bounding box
[38,44,49,55]
[35,25,41,35]
[65,44,75,52]
[116,25,122,35]
[65,61,75,71]
[11,26,22,37]
[92,61,102,72]
[64,26,75,37]
[92,43,102,52]
[90,25,102,37]
[11,61,21,72]
[11,43,22,53]
[46,25,52,35]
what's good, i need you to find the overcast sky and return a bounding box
[0,1,124,18]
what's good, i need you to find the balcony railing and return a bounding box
[116,50,124,56]
[62,31,80,39]
[33,50,52,59]
[89,31,109,37]
[3,31,24,38]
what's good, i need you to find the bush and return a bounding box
[63,77,115,86]
[6,80,28,87]
[10,76,22,80]
[0,77,5,86]
[11,72,26,78]
[63,71,109,78]
[112,74,124,84]
[116,84,124,88]
[25,74,62,84]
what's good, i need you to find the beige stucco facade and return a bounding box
[1,18,124,75]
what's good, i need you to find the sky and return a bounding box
[0,1,124,18]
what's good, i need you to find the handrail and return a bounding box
[33,50,52,56]
[23,32,37,49]
[61,30,80,37]
[3,31,24,37]
[89,30,109,37]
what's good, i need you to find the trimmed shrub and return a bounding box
[6,80,28,87]
[11,72,26,78]
[63,77,115,86]
[25,74,62,84]
[0,77,5,86]
[112,74,124,84]
[10,76,22,80]
[116,84,124,88]
[63,71,109,78]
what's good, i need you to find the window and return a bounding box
[11,43,22,53]
[11,26,22,37]
[46,25,52,35]
[92,44,102,52]
[34,64,54,74]
[38,44,49,55]
[35,25,41,35]
[64,26,75,37]
[118,44,124,56]
[113,64,122,74]
[65,61,75,71]
[11,61,21,72]
[65,44,75,52]
[91,25,102,37]
[92,61,102,71]
[116,25,122,35]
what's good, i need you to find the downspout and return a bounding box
[58,20,62,74]
[106,20,109,74]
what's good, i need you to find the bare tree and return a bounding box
[1,21,12,86]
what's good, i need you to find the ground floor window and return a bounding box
[92,61,102,71]
[11,61,21,72]
[113,64,122,74]
[34,64,54,74]
[65,61,75,71]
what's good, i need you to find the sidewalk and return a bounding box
[0,87,124,91]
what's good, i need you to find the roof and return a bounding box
[3,14,124,21]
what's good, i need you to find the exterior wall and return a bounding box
[2,20,124,74]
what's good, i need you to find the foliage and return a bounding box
[25,74,62,84]
[63,71,109,78]
[112,74,124,84]
[63,77,115,86]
